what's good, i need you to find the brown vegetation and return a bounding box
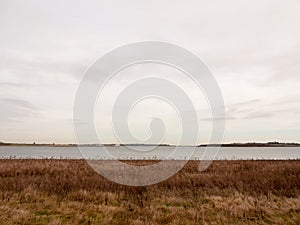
[0,159,299,224]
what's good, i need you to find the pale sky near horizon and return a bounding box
[0,0,300,144]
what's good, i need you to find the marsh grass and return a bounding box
[0,159,299,224]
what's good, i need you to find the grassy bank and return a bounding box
[0,159,299,224]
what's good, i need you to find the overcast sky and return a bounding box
[0,0,300,144]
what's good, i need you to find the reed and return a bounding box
[0,159,299,224]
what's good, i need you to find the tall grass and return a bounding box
[0,160,299,224]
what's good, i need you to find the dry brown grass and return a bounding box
[0,159,299,224]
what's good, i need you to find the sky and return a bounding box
[0,0,300,144]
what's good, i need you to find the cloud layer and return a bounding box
[0,0,299,143]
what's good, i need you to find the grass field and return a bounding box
[0,159,299,224]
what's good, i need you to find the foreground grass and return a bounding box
[0,160,299,224]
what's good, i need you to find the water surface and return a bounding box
[0,146,299,160]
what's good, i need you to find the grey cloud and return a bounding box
[225,99,262,119]
[262,96,300,115]
[201,116,236,121]
[0,82,23,87]
[1,98,36,109]
[0,52,87,81]
[244,112,274,120]
[0,98,38,122]
[201,99,272,121]
[226,96,300,121]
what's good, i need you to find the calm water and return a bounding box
[0,146,299,160]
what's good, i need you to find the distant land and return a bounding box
[199,142,300,147]
[0,141,299,147]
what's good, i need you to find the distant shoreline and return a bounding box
[0,142,299,147]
